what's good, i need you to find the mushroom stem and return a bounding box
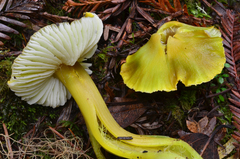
[54,62,202,159]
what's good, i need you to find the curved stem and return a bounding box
[54,63,202,159]
[88,131,105,159]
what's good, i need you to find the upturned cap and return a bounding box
[120,21,225,93]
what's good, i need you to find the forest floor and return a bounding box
[0,0,240,158]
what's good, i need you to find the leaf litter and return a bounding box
[1,0,240,159]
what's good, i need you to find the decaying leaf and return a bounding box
[186,119,199,133]
[62,0,211,49]
[213,1,240,148]
[108,97,147,128]
[186,116,217,135]
[218,137,237,159]
[181,133,219,159]
[181,116,229,159]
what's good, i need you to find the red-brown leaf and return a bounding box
[229,98,240,108]
[183,4,189,15]
[3,13,30,20]
[173,0,181,11]
[0,41,3,46]
[232,134,240,142]
[157,0,168,12]
[0,32,11,40]
[233,121,240,131]
[163,0,176,13]
[233,116,240,125]
[111,0,126,4]
[230,105,240,120]
[0,16,27,27]
[0,23,18,34]
[136,6,156,27]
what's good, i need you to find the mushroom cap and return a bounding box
[120,21,225,93]
[8,13,103,108]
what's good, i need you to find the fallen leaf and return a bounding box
[109,97,146,128]
[198,116,209,133]
[187,116,217,136]
[141,121,162,130]
[218,137,237,159]
[214,127,226,145]
[203,117,216,136]
[181,133,219,159]
[186,120,198,133]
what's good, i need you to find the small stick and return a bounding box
[201,0,223,17]
[200,125,234,156]
[68,128,82,150]
[206,88,231,98]
[48,126,83,152]
[2,122,13,159]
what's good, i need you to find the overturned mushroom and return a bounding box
[8,12,100,107]
[8,15,202,159]
[120,21,225,93]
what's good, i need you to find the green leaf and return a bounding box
[224,63,231,68]
[98,53,106,61]
[222,74,229,77]
[216,88,221,93]
[210,83,216,87]
[218,77,224,84]
[221,88,227,91]
[219,95,225,102]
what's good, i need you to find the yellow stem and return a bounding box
[54,63,202,159]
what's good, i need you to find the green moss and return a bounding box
[0,57,60,139]
[184,0,211,18]
[91,46,114,80]
[0,57,14,95]
[179,89,197,111]
[164,87,197,127]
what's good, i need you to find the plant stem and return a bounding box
[54,63,202,159]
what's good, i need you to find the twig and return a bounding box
[48,126,83,152]
[2,122,13,159]
[68,128,81,148]
[0,51,21,60]
[200,125,234,156]
[201,0,223,17]
[39,12,77,22]
[206,88,231,98]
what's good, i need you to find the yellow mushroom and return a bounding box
[120,21,225,93]
[8,16,202,159]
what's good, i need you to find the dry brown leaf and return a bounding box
[186,120,198,133]
[109,97,147,128]
[187,116,217,136]
[198,116,209,133]
[0,32,10,40]
[0,0,43,45]
[203,117,216,136]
